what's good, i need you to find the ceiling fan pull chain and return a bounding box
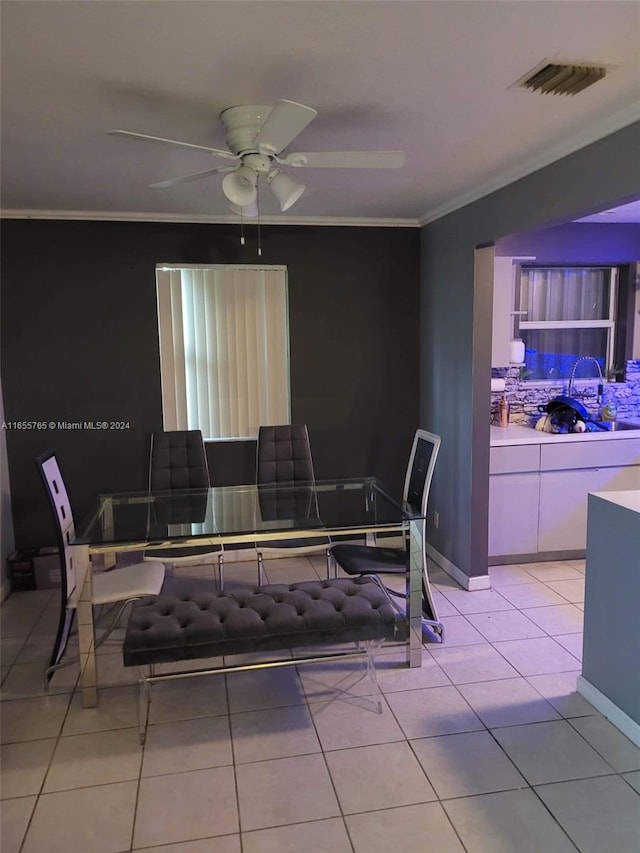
[257,180,262,257]
[240,207,245,246]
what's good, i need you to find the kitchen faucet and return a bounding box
[567,357,604,403]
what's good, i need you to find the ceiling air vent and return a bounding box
[512,59,607,96]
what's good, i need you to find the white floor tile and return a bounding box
[346,802,466,853]
[62,685,139,735]
[521,603,584,636]
[0,636,26,667]
[376,650,451,693]
[544,578,585,603]
[236,753,339,831]
[0,795,36,853]
[230,704,320,764]
[439,589,513,615]
[488,565,536,586]
[554,633,583,660]
[492,720,613,784]
[568,714,640,772]
[141,716,232,777]
[22,780,137,853]
[326,741,437,813]
[0,739,56,798]
[492,636,580,676]
[146,674,228,724]
[310,693,405,750]
[436,615,487,646]
[44,728,142,791]
[535,775,640,853]
[622,770,640,794]
[226,667,305,713]
[134,766,238,848]
[457,677,561,728]
[497,582,569,609]
[385,686,484,739]
[429,643,519,684]
[466,609,545,642]
[297,656,385,702]
[443,788,577,853]
[0,660,79,699]
[1,694,71,743]
[134,836,241,853]
[526,671,596,718]
[523,562,584,581]
[242,818,351,853]
[411,729,526,798]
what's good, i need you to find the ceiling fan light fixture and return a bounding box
[267,169,306,212]
[227,200,259,218]
[222,165,258,206]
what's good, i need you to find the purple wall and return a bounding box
[496,222,640,263]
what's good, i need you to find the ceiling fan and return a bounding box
[107,99,405,216]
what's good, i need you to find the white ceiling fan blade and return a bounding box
[107,130,239,161]
[150,165,237,189]
[254,100,318,155]
[283,150,405,169]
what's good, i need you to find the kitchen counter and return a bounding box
[490,422,640,446]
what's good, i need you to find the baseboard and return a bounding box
[427,544,491,591]
[577,675,640,747]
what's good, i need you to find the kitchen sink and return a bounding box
[597,421,640,431]
[525,418,640,433]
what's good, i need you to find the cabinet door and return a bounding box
[538,465,640,552]
[489,472,539,557]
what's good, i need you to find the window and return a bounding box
[156,265,290,439]
[515,266,618,382]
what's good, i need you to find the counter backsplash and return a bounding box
[491,359,640,426]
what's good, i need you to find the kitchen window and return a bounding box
[514,265,618,382]
[156,264,291,439]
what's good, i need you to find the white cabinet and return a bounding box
[489,445,540,558]
[539,463,640,551]
[489,437,640,559]
[489,472,539,556]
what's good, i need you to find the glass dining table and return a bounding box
[71,477,428,707]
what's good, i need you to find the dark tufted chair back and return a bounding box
[256,424,315,484]
[149,430,210,491]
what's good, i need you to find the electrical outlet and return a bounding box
[434,511,439,529]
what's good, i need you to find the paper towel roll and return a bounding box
[491,378,506,392]
[509,339,525,364]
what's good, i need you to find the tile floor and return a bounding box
[1,556,639,853]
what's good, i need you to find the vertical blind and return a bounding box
[156,265,290,439]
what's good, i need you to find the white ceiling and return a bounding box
[1,0,639,225]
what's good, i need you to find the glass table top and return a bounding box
[73,478,423,549]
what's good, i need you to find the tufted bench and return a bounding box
[124,576,406,742]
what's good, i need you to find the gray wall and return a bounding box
[420,120,640,580]
[1,221,419,550]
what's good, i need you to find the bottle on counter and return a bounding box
[498,395,510,428]
[600,386,618,423]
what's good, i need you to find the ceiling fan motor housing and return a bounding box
[220,105,272,156]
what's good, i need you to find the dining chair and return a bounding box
[255,424,332,584]
[143,430,225,587]
[330,429,444,640]
[37,450,165,686]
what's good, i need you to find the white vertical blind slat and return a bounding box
[156,265,289,438]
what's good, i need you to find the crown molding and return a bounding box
[0,209,420,228]
[418,103,640,226]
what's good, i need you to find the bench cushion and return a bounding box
[123,577,405,666]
